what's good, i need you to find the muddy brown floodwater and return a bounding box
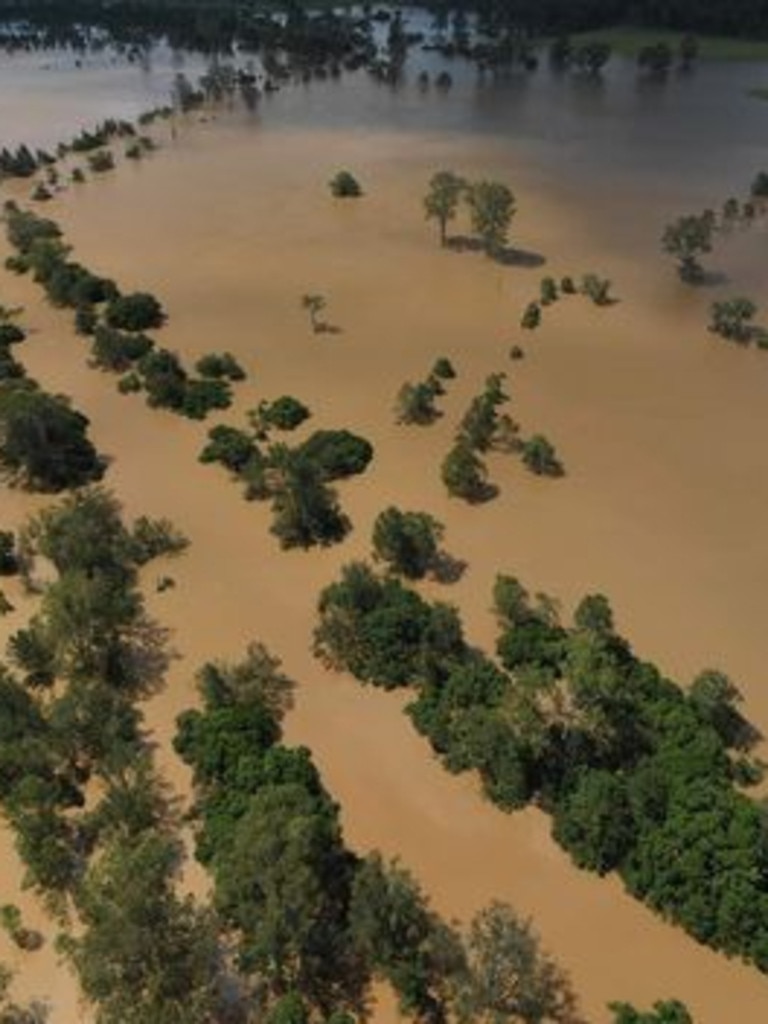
[0,44,767,1023]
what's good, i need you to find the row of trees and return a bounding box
[174,642,584,1024]
[3,202,246,420]
[0,309,105,492]
[661,172,768,283]
[313,561,768,972]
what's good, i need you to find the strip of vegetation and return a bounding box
[0,310,105,492]
[661,172,768,284]
[3,203,244,419]
[314,562,768,972]
[174,643,583,1023]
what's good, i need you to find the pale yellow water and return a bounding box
[0,90,767,1022]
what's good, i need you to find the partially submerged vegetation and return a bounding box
[315,564,768,971]
[3,203,245,419]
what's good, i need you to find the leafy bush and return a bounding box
[329,170,362,197]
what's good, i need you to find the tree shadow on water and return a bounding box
[446,235,546,268]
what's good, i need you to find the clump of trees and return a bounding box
[372,507,444,579]
[423,171,516,259]
[610,1000,693,1023]
[175,642,582,1022]
[314,563,768,971]
[662,211,716,283]
[709,297,767,346]
[200,411,373,550]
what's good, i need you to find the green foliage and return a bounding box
[431,356,456,380]
[521,302,541,330]
[314,560,768,971]
[424,171,467,245]
[66,833,220,1024]
[86,149,115,173]
[466,181,516,257]
[539,276,559,305]
[709,297,759,343]
[329,170,362,197]
[579,273,614,306]
[455,902,578,1024]
[521,435,563,477]
[296,431,372,481]
[371,507,444,579]
[200,425,257,473]
[253,395,311,434]
[441,442,490,502]
[314,562,464,689]
[0,383,104,491]
[90,325,154,372]
[395,379,441,425]
[350,853,464,1019]
[194,351,245,381]
[268,447,350,549]
[130,516,189,565]
[609,1000,693,1023]
[661,212,716,283]
[457,372,509,453]
[105,292,165,332]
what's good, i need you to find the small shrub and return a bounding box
[431,356,456,380]
[330,170,362,197]
[521,302,541,330]
[87,150,115,173]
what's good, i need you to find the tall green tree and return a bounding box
[467,182,516,258]
[424,171,467,246]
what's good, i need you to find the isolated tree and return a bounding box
[455,901,579,1024]
[521,302,541,330]
[395,380,441,425]
[467,181,516,258]
[521,435,563,477]
[751,171,768,200]
[329,171,362,197]
[638,42,673,76]
[424,171,466,246]
[661,212,716,283]
[301,294,326,333]
[372,507,444,579]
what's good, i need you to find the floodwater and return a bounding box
[1,33,768,1023]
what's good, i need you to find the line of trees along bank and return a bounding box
[313,562,768,973]
[0,0,767,41]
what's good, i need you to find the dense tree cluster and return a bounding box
[201,416,373,549]
[315,563,768,970]
[176,643,580,1023]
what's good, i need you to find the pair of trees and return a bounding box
[424,171,516,258]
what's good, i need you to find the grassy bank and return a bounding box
[572,25,768,61]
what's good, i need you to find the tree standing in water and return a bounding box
[467,182,516,258]
[424,171,467,246]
